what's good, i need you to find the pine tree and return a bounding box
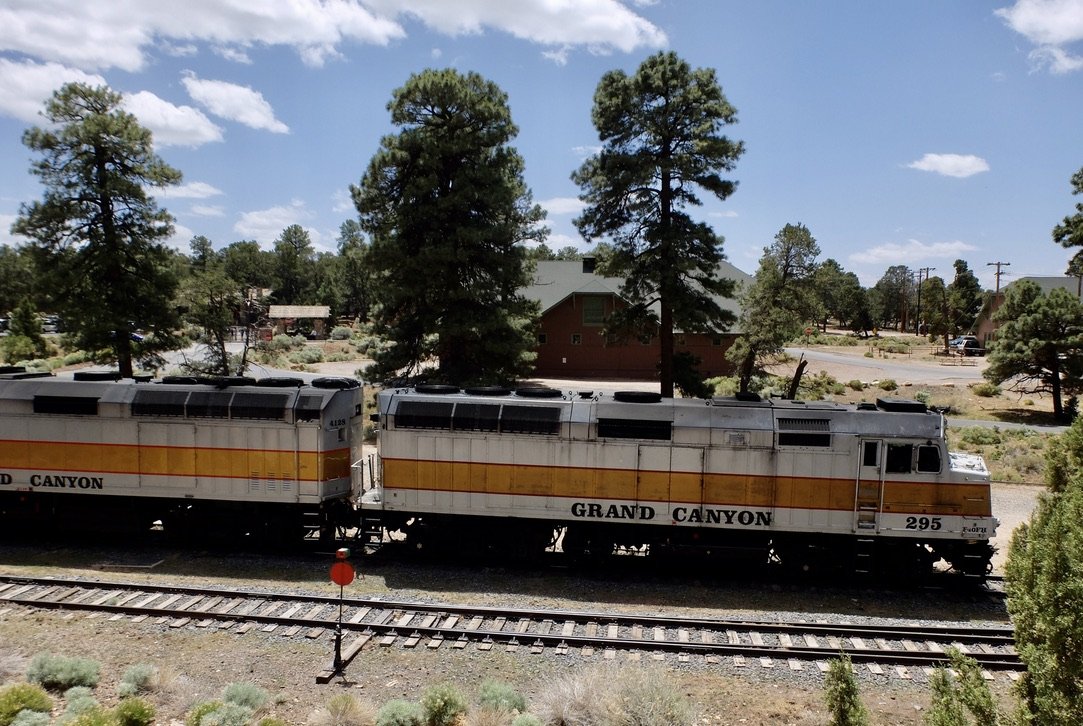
[12,83,183,378]
[352,68,545,384]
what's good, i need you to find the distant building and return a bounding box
[267,305,331,337]
[973,275,1083,343]
[521,257,750,380]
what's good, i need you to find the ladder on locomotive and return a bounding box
[853,439,885,574]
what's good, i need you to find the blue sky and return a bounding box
[1,1,1081,289]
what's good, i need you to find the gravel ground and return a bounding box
[0,480,1037,725]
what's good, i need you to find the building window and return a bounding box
[581,296,605,326]
[571,333,582,345]
[537,333,547,345]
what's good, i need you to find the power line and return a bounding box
[986,261,1011,298]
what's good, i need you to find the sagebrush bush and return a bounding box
[27,652,100,690]
[194,702,253,726]
[186,701,223,726]
[61,686,99,719]
[307,692,378,726]
[113,697,155,726]
[117,664,157,698]
[287,346,324,365]
[877,379,897,392]
[420,683,467,726]
[510,715,542,726]
[959,427,1002,446]
[477,679,526,714]
[533,668,620,726]
[611,667,694,726]
[375,699,423,726]
[971,382,1001,397]
[847,380,865,391]
[330,326,353,340]
[0,683,52,726]
[9,711,50,726]
[61,706,114,726]
[222,682,269,712]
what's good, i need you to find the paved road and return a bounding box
[784,346,987,385]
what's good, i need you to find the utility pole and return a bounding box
[915,267,935,335]
[986,261,1011,301]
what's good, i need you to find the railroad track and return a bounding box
[0,575,1021,683]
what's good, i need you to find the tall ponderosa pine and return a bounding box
[353,68,545,384]
[728,223,820,394]
[1006,417,1083,723]
[12,83,183,377]
[1055,166,1083,275]
[947,259,983,337]
[983,280,1083,420]
[573,51,744,398]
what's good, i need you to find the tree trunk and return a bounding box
[659,300,674,398]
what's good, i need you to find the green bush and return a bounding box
[61,686,99,719]
[0,683,52,726]
[287,346,324,365]
[307,692,378,726]
[186,701,223,726]
[375,699,423,726]
[823,653,868,725]
[10,711,50,726]
[877,379,897,392]
[113,697,155,726]
[257,719,288,726]
[971,382,1001,397]
[62,706,115,726]
[914,390,931,404]
[330,326,353,340]
[847,380,865,391]
[27,652,100,691]
[420,684,467,726]
[959,427,1002,446]
[193,702,253,726]
[117,664,157,698]
[510,715,542,726]
[478,679,526,714]
[222,682,269,712]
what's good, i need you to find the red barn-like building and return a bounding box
[522,258,750,380]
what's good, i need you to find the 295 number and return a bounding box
[905,516,942,531]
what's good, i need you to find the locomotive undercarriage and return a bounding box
[369,512,994,581]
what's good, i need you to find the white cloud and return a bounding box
[182,73,289,133]
[540,197,586,215]
[572,145,602,159]
[0,1,405,72]
[907,153,990,178]
[1029,44,1083,72]
[331,189,355,214]
[213,46,253,65]
[164,222,196,252]
[0,2,663,75]
[367,0,667,55]
[233,199,314,248]
[849,239,978,266]
[155,181,224,199]
[190,204,225,217]
[122,91,224,148]
[996,0,1083,73]
[0,59,106,122]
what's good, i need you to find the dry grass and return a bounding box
[305,692,379,726]
[532,665,694,726]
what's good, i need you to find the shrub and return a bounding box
[113,697,155,726]
[307,692,378,726]
[420,684,468,726]
[477,680,526,714]
[222,682,269,712]
[877,379,897,392]
[971,382,1001,397]
[823,653,868,725]
[847,380,865,391]
[193,702,253,726]
[287,347,324,365]
[0,683,52,726]
[375,700,423,726]
[330,326,353,340]
[611,667,694,726]
[10,712,50,726]
[510,716,542,726]
[117,665,157,698]
[27,652,100,690]
[61,686,99,719]
[914,390,931,404]
[259,719,289,726]
[62,706,115,726]
[186,701,223,726]
[959,427,1002,446]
